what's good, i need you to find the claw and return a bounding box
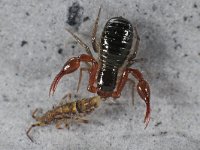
[144,104,151,129]
[49,57,80,97]
[137,80,151,128]
[49,71,66,96]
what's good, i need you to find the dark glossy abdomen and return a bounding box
[97,17,133,92]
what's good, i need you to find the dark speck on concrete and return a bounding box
[155,121,162,127]
[197,26,200,29]
[145,35,150,39]
[25,12,30,16]
[183,54,188,57]
[2,94,9,102]
[152,4,157,12]
[174,44,182,50]
[160,131,168,135]
[193,3,198,8]
[41,40,46,44]
[173,38,182,50]
[173,38,177,43]
[176,72,180,78]
[198,52,200,56]
[83,16,90,22]
[176,131,187,138]
[58,48,63,54]
[183,16,187,21]
[71,45,75,49]
[66,2,84,28]
[15,73,18,76]
[156,73,161,79]
[21,40,28,47]
[143,12,147,15]
[136,4,139,12]
[172,31,177,35]
[183,16,193,22]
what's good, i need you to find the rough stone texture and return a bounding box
[0,0,200,149]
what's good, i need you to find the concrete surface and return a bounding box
[0,0,200,149]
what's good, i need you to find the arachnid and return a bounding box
[49,8,151,127]
[26,95,101,142]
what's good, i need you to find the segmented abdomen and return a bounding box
[97,17,133,92]
[99,17,133,68]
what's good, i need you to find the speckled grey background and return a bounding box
[0,0,200,150]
